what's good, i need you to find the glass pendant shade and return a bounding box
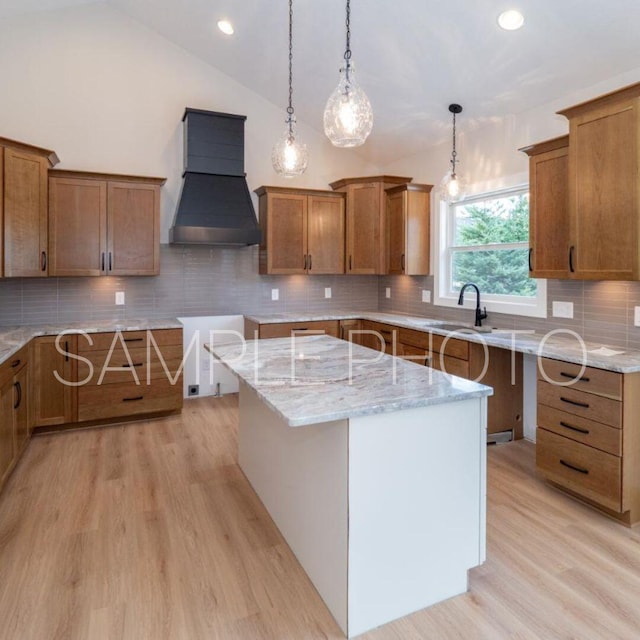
[272,117,308,178]
[323,61,373,147]
[439,170,468,204]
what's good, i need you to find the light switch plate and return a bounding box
[422,290,431,303]
[271,289,279,301]
[634,306,640,327]
[324,287,332,299]
[115,291,125,305]
[385,287,391,299]
[552,301,573,318]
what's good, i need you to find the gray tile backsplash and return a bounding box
[0,245,378,326]
[378,275,640,349]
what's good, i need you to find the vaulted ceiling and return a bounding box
[4,0,640,164]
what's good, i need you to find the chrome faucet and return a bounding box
[458,283,487,327]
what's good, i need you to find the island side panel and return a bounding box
[237,382,349,634]
[347,397,487,638]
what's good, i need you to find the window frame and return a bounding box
[433,184,547,319]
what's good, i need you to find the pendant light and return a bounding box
[440,104,468,203]
[323,0,373,147]
[272,0,308,177]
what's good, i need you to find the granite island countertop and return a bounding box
[206,334,492,427]
[0,318,183,367]
[245,311,640,374]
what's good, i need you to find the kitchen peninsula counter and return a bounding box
[207,335,491,637]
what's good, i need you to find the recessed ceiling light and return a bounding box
[217,19,234,35]
[498,10,524,31]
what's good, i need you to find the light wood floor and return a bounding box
[2,396,640,639]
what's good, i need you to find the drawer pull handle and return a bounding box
[560,421,590,435]
[560,372,590,382]
[122,396,144,402]
[124,338,144,343]
[560,396,589,409]
[560,459,589,475]
[65,340,69,362]
[10,359,20,368]
[122,363,143,368]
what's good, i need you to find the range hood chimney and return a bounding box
[169,108,262,245]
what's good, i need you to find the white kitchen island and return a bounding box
[207,335,492,638]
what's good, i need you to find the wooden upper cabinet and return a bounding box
[385,183,432,276]
[520,136,570,279]
[330,176,412,274]
[558,83,640,280]
[256,186,344,275]
[2,141,56,277]
[48,170,164,277]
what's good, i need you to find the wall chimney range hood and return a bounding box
[169,108,262,246]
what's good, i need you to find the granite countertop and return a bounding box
[0,318,183,367]
[244,311,640,374]
[206,335,492,427]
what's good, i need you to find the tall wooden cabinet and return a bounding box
[329,176,411,274]
[386,183,432,276]
[558,82,640,280]
[48,170,164,276]
[520,136,570,279]
[256,186,345,275]
[0,137,59,278]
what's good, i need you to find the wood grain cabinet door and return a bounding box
[3,147,48,277]
[307,195,345,274]
[49,177,107,276]
[345,182,381,274]
[264,192,307,274]
[13,364,29,453]
[0,378,15,487]
[387,189,405,274]
[107,181,160,276]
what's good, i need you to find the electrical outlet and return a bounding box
[552,301,574,319]
[271,288,279,301]
[634,306,640,327]
[324,287,332,299]
[422,290,431,303]
[115,291,125,305]
[385,287,391,299]
[188,384,199,396]
[201,358,211,372]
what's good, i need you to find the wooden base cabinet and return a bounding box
[536,357,640,525]
[48,170,165,277]
[0,346,30,493]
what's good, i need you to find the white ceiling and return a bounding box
[6,0,640,164]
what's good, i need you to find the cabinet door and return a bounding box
[49,177,107,276]
[387,190,405,274]
[569,99,638,279]
[13,365,29,453]
[31,336,76,427]
[107,181,160,276]
[307,195,345,274]
[3,147,48,277]
[263,192,307,274]
[529,145,570,278]
[345,183,381,274]
[0,379,15,488]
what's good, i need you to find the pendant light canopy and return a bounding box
[440,104,468,203]
[323,0,373,147]
[272,0,308,177]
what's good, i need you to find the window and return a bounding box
[434,186,547,318]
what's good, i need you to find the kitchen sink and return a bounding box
[433,323,492,334]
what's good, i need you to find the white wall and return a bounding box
[0,3,380,242]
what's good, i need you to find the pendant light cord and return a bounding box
[451,110,457,177]
[344,0,352,83]
[287,0,294,137]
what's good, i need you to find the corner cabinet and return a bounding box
[0,137,59,278]
[329,175,412,274]
[520,136,570,279]
[386,183,432,276]
[48,170,165,277]
[256,186,345,275]
[558,82,640,280]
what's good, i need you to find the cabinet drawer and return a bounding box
[78,345,183,385]
[431,354,470,379]
[259,321,339,339]
[398,328,469,360]
[399,344,430,366]
[538,358,621,400]
[537,404,622,456]
[537,380,621,428]
[0,346,28,387]
[78,377,182,422]
[536,428,621,512]
[77,329,183,353]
